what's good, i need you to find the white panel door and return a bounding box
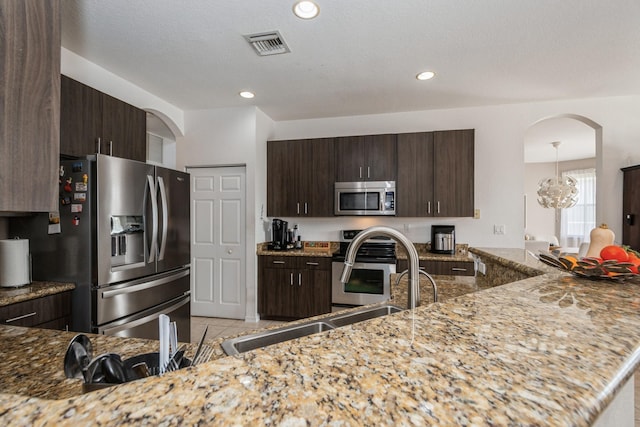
[188,166,246,318]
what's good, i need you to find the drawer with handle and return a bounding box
[397,260,475,276]
[0,292,72,328]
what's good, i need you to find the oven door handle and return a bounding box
[101,269,190,299]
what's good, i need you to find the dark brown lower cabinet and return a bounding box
[397,259,475,276]
[259,256,331,320]
[0,291,72,330]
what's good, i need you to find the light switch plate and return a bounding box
[474,209,480,219]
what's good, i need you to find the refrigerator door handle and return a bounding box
[101,268,190,299]
[157,176,169,261]
[147,174,159,263]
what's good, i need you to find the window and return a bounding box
[560,168,596,248]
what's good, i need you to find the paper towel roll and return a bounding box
[0,239,31,287]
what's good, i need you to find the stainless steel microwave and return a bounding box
[334,181,396,216]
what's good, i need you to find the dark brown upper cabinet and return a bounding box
[0,0,60,212]
[397,130,474,217]
[61,75,146,162]
[267,138,334,217]
[397,132,435,217]
[335,134,397,182]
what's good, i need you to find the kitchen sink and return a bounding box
[221,321,335,356]
[327,305,403,327]
[221,304,403,356]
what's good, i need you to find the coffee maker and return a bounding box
[271,218,288,250]
[431,225,455,254]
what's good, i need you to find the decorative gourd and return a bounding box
[585,224,615,258]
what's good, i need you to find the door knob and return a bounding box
[227,249,233,254]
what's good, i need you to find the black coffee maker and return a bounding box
[271,218,288,250]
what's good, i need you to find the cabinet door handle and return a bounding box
[427,201,431,214]
[451,268,467,272]
[96,137,102,154]
[297,203,300,215]
[298,273,302,286]
[304,203,308,215]
[306,262,319,266]
[109,140,113,156]
[290,273,294,286]
[5,312,37,323]
[367,166,370,179]
[437,201,441,214]
[359,166,362,179]
[273,261,285,265]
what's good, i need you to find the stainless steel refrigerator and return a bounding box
[10,155,191,341]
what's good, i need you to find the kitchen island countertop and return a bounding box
[1,248,640,425]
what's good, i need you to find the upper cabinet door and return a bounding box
[433,129,475,217]
[101,93,147,162]
[364,134,397,181]
[0,0,60,212]
[334,136,365,181]
[60,75,102,158]
[267,139,301,217]
[397,132,434,217]
[305,138,335,217]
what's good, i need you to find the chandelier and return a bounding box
[536,141,579,209]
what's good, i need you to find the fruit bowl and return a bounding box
[537,252,640,282]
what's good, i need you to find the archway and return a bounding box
[524,114,603,250]
[145,109,182,169]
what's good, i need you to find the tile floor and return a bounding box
[190,316,285,344]
[192,316,640,426]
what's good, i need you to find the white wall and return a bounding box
[524,162,556,240]
[269,95,640,248]
[177,106,274,322]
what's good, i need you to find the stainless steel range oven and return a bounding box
[331,230,396,306]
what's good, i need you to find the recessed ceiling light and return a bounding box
[293,1,319,19]
[239,91,255,99]
[416,71,436,81]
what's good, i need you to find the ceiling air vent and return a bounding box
[244,31,290,56]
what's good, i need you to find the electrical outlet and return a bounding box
[474,209,480,219]
[493,224,506,235]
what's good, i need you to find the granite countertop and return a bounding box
[256,242,339,257]
[2,248,640,425]
[396,242,472,261]
[0,327,203,400]
[0,281,75,307]
[257,241,473,262]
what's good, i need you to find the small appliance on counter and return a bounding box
[431,225,456,254]
[270,218,288,250]
[0,238,31,287]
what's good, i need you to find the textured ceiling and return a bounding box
[62,0,640,158]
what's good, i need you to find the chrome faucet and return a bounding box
[340,226,420,310]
